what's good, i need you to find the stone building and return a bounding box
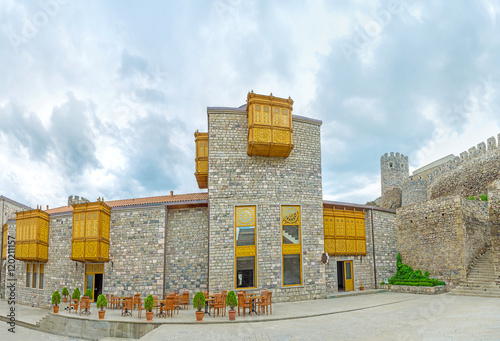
[1,92,398,308]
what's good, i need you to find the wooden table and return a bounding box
[245,294,262,315]
[205,297,215,315]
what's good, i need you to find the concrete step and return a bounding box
[451,291,500,298]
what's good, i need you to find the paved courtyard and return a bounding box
[1,292,499,340]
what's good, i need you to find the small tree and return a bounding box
[72,288,81,300]
[62,287,69,298]
[84,288,93,300]
[52,290,61,306]
[226,291,237,311]
[96,294,107,311]
[144,295,154,312]
[193,292,205,312]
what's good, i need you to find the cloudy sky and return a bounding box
[1,0,500,209]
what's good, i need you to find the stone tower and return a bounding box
[380,152,409,209]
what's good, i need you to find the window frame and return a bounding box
[234,205,257,289]
[281,205,303,287]
[26,263,31,288]
[32,263,38,288]
[39,264,44,289]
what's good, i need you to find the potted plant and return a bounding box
[360,284,364,291]
[62,287,69,303]
[96,294,107,320]
[144,295,154,321]
[193,291,205,322]
[52,290,61,313]
[72,287,81,301]
[226,291,238,321]
[84,288,93,300]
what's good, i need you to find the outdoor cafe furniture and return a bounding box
[267,291,273,315]
[211,293,225,317]
[163,296,174,318]
[237,292,252,316]
[137,298,147,319]
[69,298,79,314]
[79,297,91,316]
[173,294,180,314]
[180,291,189,310]
[256,290,269,316]
[109,295,118,309]
[121,297,133,317]
[133,294,141,310]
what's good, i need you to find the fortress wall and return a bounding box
[488,180,500,286]
[403,134,500,205]
[461,199,490,274]
[397,195,466,286]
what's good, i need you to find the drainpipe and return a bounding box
[163,205,168,297]
[371,208,378,289]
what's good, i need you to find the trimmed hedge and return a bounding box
[388,253,445,287]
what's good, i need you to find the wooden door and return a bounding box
[344,261,354,291]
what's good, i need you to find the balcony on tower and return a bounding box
[14,207,50,262]
[71,199,110,263]
[247,91,294,158]
[194,131,208,189]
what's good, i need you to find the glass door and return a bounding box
[84,264,104,302]
[344,260,354,291]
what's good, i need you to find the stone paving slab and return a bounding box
[0,299,49,327]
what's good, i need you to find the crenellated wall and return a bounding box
[402,134,500,206]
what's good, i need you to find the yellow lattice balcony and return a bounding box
[2,224,7,260]
[323,207,366,256]
[14,208,50,262]
[194,131,208,189]
[71,199,110,263]
[247,91,294,158]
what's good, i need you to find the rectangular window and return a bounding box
[32,264,38,288]
[26,264,31,288]
[39,264,44,289]
[281,206,302,286]
[235,206,257,288]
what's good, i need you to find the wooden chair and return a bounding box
[137,298,147,319]
[202,291,208,299]
[257,290,269,316]
[221,290,227,316]
[163,296,174,318]
[110,295,118,309]
[121,298,133,317]
[173,294,180,315]
[133,294,141,310]
[180,291,189,310]
[212,293,225,317]
[79,298,91,316]
[69,299,79,314]
[237,292,252,316]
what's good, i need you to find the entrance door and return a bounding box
[337,261,345,291]
[344,260,354,291]
[85,264,104,301]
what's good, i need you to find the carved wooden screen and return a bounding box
[71,200,110,262]
[14,209,49,262]
[247,92,294,158]
[194,131,208,189]
[324,207,366,256]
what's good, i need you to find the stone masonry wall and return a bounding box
[488,180,500,287]
[461,199,490,274]
[397,195,466,286]
[208,110,325,302]
[164,207,208,294]
[104,206,165,297]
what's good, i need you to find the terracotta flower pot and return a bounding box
[53,305,59,314]
[98,310,105,320]
[196,310,204,322]
[146,311,154,321]
[63,297,67,303]
[360,287,364,291]
[228,310,236,321]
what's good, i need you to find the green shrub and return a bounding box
[52,290,61,306]
[62,287,69,297]
[193,292,205,311]
[389,253,445,286]
[226,291,238,310]
[144,295,154,312]
[466,196,476,200]
[480,194,488,201]
[84,288,93,300]
[96,294,107,311]
[72,288,81,300]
